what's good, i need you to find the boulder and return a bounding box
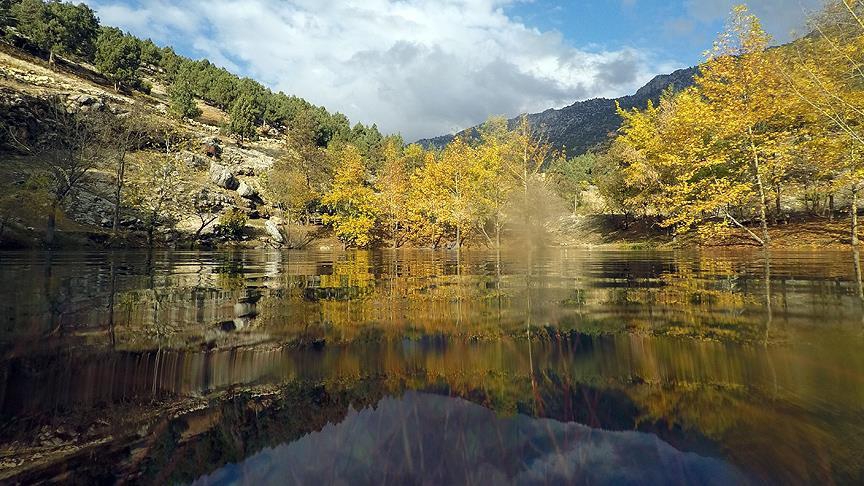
[202,138,223,159]
[236,181,257,199]
[265,220,284,244]
[209,163,238,190]
[76,95,96,106]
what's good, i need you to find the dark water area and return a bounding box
[0,249,862,484]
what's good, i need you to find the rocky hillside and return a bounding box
[417,66,698,156]
[0,45,294,248]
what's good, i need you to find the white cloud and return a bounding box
[87,0,678,140]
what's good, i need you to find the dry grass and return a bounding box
[197,101,228,127]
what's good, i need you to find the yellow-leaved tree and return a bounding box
[503,115,553,226]
[476,117,515,249]
[375,138,412,248]
[693,5,797,246]
[410,137,486,250]
[321,145,378,248]
[787,0,864,245]
[615,5,797,245]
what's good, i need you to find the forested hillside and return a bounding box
[0,0,389,145]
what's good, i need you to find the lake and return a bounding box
[0,248,862,484]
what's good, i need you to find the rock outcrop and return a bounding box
[236,181,257,199]
[264,220,284,244]
[209,163,238,190]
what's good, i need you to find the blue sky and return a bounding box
[84,1,820,140]
[508,0,818,65]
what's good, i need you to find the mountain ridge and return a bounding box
[416,66,699,156]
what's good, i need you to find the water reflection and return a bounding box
[0,249,862,484]
[193,391,749,486]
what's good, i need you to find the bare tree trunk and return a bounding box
[829,194,836,221]
[854,246,864,306]
[725,210,764,246]
[755,172,770,245]
[147,211,157,247]
[46,203,58,247]
[0,215,9,243]
[749,128,770,247]
[285,209,291,246]
[112,155,126,235]
[853,183,860,247]
[774,186,781,222]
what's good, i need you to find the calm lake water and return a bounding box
[0,248,862,484]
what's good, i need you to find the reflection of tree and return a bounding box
[854,247,864,307]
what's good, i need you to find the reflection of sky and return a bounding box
[193,392,750,486]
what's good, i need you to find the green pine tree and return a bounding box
[95,27,142,92]
[168,75,201,120]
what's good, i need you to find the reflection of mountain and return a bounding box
[193,391,748,486]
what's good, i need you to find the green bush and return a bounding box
[215,208,247,239]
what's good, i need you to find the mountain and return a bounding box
[416,66,699,156]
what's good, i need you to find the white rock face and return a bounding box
[265,220,284,244]
[237,181,257,199]
[209,163,237,190]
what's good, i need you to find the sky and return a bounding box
[82,0,822,141]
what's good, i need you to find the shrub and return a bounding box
[215,208,247,239]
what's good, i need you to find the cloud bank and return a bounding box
[85,0,679,140]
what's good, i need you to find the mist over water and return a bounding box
[0,249,862,484]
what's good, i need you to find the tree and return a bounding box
[0,0,15,29]
[191,189,221,237]
[321,145,378,248]
[549,152,596,214]
[276,109,332,216]
[786,0,864,245]
[95,27,142,92]
[5,96,107,246]
[692,5,794,246]
[168,73,201,120]
[475,117,514,249]
[612,6,796,246]
[138,38,162,67]
[206,69,238,110]
[503,115,554,227]
[266,166,316,227]
[125,154,189,246]
[375,138,412,248]
[104,106,153,235]
[505,115,551,195]
[12,0,99,65]
[411,137,486,250]
[228,79,264,144]
[158,46,184,80]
